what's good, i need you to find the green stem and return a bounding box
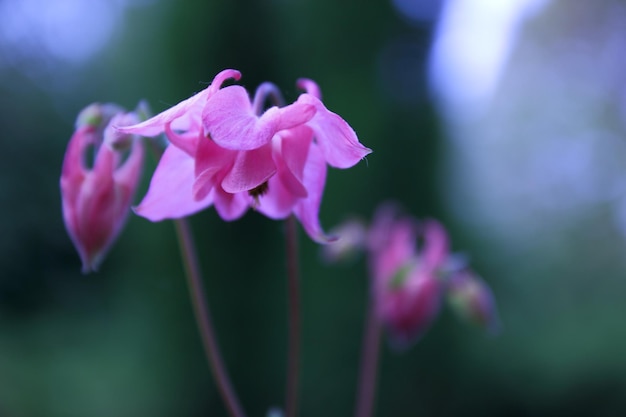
[354,292,383,417]
[285,215,302,417]
[174,218,247,417]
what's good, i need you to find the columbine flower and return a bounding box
[325,203,499,347]
[60,103,144,273]
[116,69,371,242]
[367,206,449,348]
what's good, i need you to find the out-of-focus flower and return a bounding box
[324,203,500,347]
[368,206,449,348]
[60,103,144,273]
[116,69,371,243]
[446,269,500,333]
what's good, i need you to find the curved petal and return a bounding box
[293,144,336,243]
[421,219,449,273]
[193,136,236,200]
[60,125,93,202]
[207,68,242,95]
[74,170,120,272]
[117,89,210,137]
[255,174,299,219]
[164,122,201,157]
[221,144,276,193]
[213,187,249,221]
[134,145,213,221]
[203,86,316,151]
[113,138,144,196]
[103,112,140,150]
[297,94,372,168]
[273,125,313,198]
[116,71,241,138]
[296,78,322,100]
[72,143,121,272]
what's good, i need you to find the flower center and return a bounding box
[249,181,269,207]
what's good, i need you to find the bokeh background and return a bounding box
[2,0,626,416]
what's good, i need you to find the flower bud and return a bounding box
[60,103,145,273]
[446,270,500,333]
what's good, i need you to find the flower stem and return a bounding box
[285,215,302,417]
[174,218,247,417]
[354,293,383,417]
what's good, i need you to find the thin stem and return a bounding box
[354,292,383,417]
[285,215,302,417]
[174,218,247,417]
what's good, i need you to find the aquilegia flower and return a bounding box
[116,69,371,242]
[60,103,144,273]
[367,206,448,348]
[324,203,500,348]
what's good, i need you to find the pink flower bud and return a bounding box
[60,103,144,273]
[446,270,500,333]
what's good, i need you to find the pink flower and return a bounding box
[60,103,144,273]
[325,203,500,346]
[367,206,449,348]
[117,69,371,242]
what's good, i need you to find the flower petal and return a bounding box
[203,86,316,151]
[113,137,144,196]
[221,144,276,193]
[60,125,92,201]
[296,78,322,100]
[382,270,442,349]
[116,69,242,137]
[273,125,313,198]
[421,219,449,273]
[164,122,201,157]
[207,68,242,95]
[213,187,249,221]
[297,94,372,168]
[117,89,210,137]
[293,143,336,243]
[134,145,213,220]
[256,173,299,219]
[193,136,236,200]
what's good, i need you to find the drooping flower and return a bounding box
[324,202,499,347]
[60,103,144,273]
[116,69,371,242]
[367,206,449,348]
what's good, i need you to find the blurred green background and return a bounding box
[2,0,626,416]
